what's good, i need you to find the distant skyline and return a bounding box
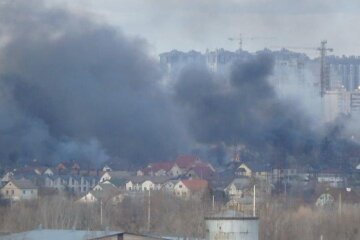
[47,0,360,58]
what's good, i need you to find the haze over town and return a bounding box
[1,1,360,240]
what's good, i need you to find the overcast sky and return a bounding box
[47,0,360,57]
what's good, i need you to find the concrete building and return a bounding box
[205,49,251,74]
[205,210,259,240]
[159,50,205,77]
[350,90,360,115]
[328,56,360,91]
[322,89,350,122]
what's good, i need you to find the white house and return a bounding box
[356,163,360,170]
[224,178,251,198]
[100,171,132,182]
[125,176,170,192]
[77,183,119,203]
[173,179,208,199]
[77,191,99,203]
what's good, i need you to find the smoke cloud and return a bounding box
[174,54,329,167]
[0,0,186,167]
[0,1,358,170]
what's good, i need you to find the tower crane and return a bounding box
[228,34,275,51]
[271,40,334,97]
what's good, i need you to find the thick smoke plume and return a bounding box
[0,1,186,167]
[0,1,358,170]
[174,54,358,168]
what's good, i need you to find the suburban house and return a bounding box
[234,162,271,179]
[125,176,170,191]
[224,177,252,200]
[55,162,82,175]
[356,163,360,170]
[137,162,181,177]
[102,165,113,172]
[173,179,208,199]
[44,175,98,194]
[77,182,120,203]
[34,167,54,176]
[1,171,14,183]
[100,171,132,183]
[0,179,38,201]
[185,164,215,180]
[136,155,215,178]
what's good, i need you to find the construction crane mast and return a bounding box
[318,40,333,97]
[271,40,333,97]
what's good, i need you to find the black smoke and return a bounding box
[174,54,323,167]
[0,1,187,167]
[0,1,358,170]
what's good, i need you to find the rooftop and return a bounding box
[0,229,123,240]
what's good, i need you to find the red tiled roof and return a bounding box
[190,165,215,179]
[140,161,175,175]
[175,155,200,169]
[182,179,208,192]
[150,162,175,172]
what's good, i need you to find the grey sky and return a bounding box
[48,0,360,57]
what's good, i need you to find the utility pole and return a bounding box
[253,185,256,217]
[338,192,342,216]
[212,195,215,211]
[100,199,103,226]
[147,189,151,232]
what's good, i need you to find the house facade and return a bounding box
[0,179,38,201]
[44,175,98,194]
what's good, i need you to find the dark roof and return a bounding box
[127,176,171,184]
[229,177,251,189]
[10,179,37,189]
[243,162,271,172]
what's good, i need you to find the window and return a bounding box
[179,185,182,188]
[6,190,8,195]
[11,190,14,195]
[23,190,26,194]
